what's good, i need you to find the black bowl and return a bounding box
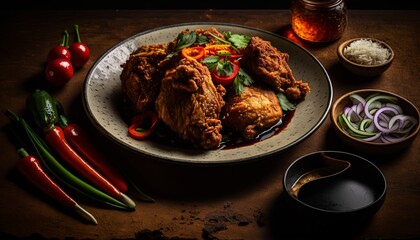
[282,151,387,225]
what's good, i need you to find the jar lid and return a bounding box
[299,0,343,8]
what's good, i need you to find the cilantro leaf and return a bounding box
[216,61,233,77]
[202,55,235,77]
[202,56,220,71]
[174,32,197,51]
[196,35,208,45]
[224,32,251,49]
[276,93,296,111]
[167,32,197,57]
[232,68,253,95]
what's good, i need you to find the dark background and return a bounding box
[9,0,416,10]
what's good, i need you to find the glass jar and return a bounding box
[291,0,347,43]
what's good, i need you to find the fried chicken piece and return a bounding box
[155,58,226,149]
[241,36,310,101]
[120,44,169,113]
[221,84,283,140]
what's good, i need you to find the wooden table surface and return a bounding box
[1,9,419,240]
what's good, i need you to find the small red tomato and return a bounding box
[69,24,90,68]
[47,45,71,62]
[69,42,90,68]
[45,59,74,86]
[47,30,71,62]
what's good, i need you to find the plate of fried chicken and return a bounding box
[82,22,333,164]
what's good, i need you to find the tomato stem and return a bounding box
[64,29,69,48]
[60,30,69,47]
[74,24,82,43]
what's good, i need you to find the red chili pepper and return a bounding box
[229,54,243,60]
[44,126,135,208]
[16,148,97,224]
[181,46,205,61]
[211,62,240,86]
[128,111,158,140]
[62,122,128,193]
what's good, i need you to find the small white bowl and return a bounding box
[337,38,394,77]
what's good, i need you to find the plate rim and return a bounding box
[82,22,334,165]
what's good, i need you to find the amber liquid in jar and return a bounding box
[291,0,347,43]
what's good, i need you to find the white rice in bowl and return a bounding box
[343,39,391,65]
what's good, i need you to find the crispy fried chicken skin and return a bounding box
[155,58,226,149]
[221,84,283,140]
[241,36,310,101]
[120,44,169,113]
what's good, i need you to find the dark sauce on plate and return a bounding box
[120,98,295,150]
[150,110,295,150]
[219,110,295,150]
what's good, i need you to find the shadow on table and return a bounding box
[266,191,374,239]
[120,148,289,201]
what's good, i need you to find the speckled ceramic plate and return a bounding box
[82,22,333,165]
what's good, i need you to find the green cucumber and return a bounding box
[338,114,378,138]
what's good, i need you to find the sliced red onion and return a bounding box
[373,106,399,133]
[339,93,418,143]
[380,132,410,143]
[356,102,364,115]
[377,112,391,123]
[344,106,351,116]
[388,114,418,134]
[364,95,398,119]
[385,103,403,114]
[378,119,389,128]
[346,107,362,123]
[349,94,366,105]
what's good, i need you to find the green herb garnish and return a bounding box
[232,68,253,95]
[223,31,250,49]
[167,32,197,58]
[277,93,296,111]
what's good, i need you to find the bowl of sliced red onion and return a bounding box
[331,89,419,155]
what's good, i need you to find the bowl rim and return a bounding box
[337,37,394,68]
[331,88,420,146]
[282,150,387,213]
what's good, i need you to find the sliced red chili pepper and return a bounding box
[181,46,205,61]
[211,62,240,86]
[128,111,158,140]
[229,54,243,60]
